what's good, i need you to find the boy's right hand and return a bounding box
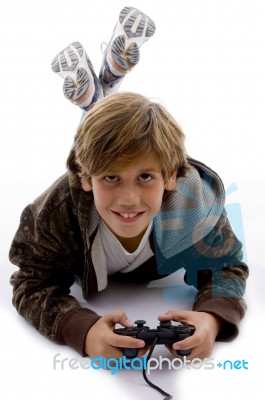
[84,310,147,359]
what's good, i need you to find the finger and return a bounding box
[172,331,202,353]
[107,330,145,350]
[106,342,149,360]
[103,310,133,328]
[158,310,193,324]
[166,342,202,361]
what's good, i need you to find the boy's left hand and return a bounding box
[158,310,222,359]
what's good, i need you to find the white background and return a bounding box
[0,0,264,399]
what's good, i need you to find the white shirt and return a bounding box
[98,220,154,275]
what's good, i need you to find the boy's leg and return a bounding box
[51,41,103,112]
[99,6,156,95]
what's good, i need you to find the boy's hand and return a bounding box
[85,310,148,360]
[158,310,222,359]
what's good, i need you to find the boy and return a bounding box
[9,7,248,361]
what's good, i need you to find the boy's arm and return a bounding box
[184,210,249,341]
[9,203,101,355]
[159,211,248,359]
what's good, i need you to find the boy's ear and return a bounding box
[81,177,92,192]
[164,170,177,191]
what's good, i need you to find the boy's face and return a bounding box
[82,154,176,246]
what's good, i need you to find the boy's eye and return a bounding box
[104,175,119,182]
[138,173,152,182]
[103,174,153,183]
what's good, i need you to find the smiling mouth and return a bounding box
[112,211,145,219]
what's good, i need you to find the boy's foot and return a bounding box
[51,41,103,110]
[99,6,156,94]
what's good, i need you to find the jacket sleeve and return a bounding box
[183,210,249,341]
[9,202,101,355]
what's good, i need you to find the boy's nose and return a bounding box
[117,184,140,206]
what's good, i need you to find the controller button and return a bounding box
[177,349,191,356]
[159,321,171,328]
[124,348,138,358]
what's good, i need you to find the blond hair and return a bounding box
[67,92,190,187]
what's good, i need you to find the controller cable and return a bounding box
[142,336,173,400]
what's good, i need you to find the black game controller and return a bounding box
[114,319,195,358]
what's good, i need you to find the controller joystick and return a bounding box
[159,321,171,328]
[134,320,147,328]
